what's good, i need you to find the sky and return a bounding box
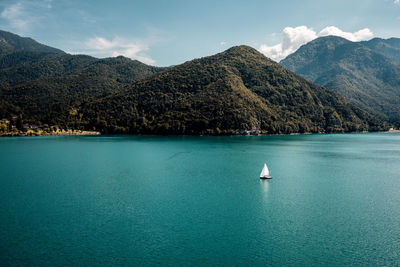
[0,0,400,66]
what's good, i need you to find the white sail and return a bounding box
[260,163,270,177]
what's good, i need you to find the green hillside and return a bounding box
[362,37,400,65]
[0,31,166,125]
[81,46,385,135]
[0,31,387,135]
[0,56,165,124]
[281,36,400,123]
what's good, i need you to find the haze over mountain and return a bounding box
[361,37,400,65]
[281,36,400,124]
[0,30,63,55]
[0,30,387,135]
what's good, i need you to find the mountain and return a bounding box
[361,37,400,65]
[0,31,387,135]
[80,46,385,135]
[0,53,94,86]
[0,31,166,124]
[1,56,165,125]
[281,36,400,123]
[0,30,63,54]
[0,53,164,86]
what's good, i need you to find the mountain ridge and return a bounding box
[80,45,385,135]
[0,30,64,55]
[0,31,388,135]
[281,36,400,123]
[361,37,400,64]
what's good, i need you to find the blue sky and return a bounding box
[1,0,400,66]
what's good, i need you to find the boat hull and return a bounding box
[260,176,272,179]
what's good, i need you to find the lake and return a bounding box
[1,133,400,266]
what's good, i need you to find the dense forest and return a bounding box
[80,45,386,135]
[0,29,166,129]
[0,30,389,135]
[281,36,400,126]
[0,55,166,126]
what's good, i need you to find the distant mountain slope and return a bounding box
[81,46,384,135]
[0,56,166,124]
[0,53,164,86]
[0,30,63,54]
[0,29,165,86]
[0,53,95,85]
[361,37,400,65]
[281,36,400,123]
[0,30,166,122]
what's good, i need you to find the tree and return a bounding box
[8,118,14,132]
[0,123,7,133]
[16,115,23,131]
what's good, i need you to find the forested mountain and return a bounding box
[0,30,63,54]
[361,37,400,64]
[0,52,164,86]
[281,36,400,124]
[0,30,165,124]
[81,46,385,135]
[1,56,165,125]
[0,30,387,135]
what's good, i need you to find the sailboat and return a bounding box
[260,163,272,179]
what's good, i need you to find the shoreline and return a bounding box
[2,127,399,138]
[0,130,101,137]
[2,130,396,138]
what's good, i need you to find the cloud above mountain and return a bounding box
[0,1,52,34]
[318,27,373,41]
[69,36,156,65]
[259,26,374,62]
[1,3,26,32]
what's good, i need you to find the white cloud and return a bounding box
[259,26,317,62]
[319,26,373,42]
[0,1,52,34]
[70,36,156,65]
[259,26,374,62]
[220,41,227,46]
[1,3,29,33]
[395,0,399,4]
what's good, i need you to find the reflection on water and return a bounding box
[260,179,270,192]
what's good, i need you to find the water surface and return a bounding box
[1,133,400,265]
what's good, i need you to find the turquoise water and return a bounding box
[1,134,400,266]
